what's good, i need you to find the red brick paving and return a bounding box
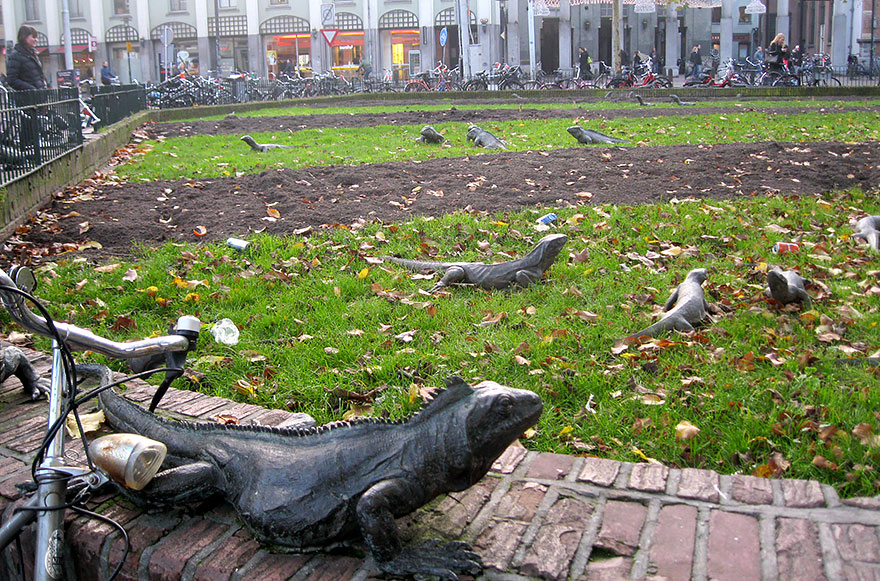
[4,343,880,580]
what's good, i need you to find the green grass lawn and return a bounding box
[12,189,880,497]
[122,110,880,180]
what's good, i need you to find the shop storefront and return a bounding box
[208,15,248,74]
[57,28,92,82]
[434,8,477,70]
[261,15,311,76]
[105,25,139,83]
[379,10,419,81]
[328,12,364,80]
[150,22,198,79]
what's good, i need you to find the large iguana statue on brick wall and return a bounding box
[99,376,542,579]
[384,233,568,293]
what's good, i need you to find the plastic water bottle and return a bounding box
[210,318,240,345]
[227,237,250,251]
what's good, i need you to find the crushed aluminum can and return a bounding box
[536,213,558,225]
[772,242,799,254]
[227,237,250,251]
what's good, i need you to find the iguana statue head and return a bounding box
[462,378,543,482]
[686,268,709,284]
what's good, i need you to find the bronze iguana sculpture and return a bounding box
[852,215,880,252]
[384,233,568,293]
[99,376,542,579]
[624,268,710,341]
[765,266,811,308]
[417,125,445,144]
[240,135,295,153]
[0,345,49,400]
[466,125,507,149]
[567,126,629,145]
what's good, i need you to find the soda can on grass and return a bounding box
[772,242,799,254]
[537,213,558,225]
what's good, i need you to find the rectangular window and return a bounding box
[25,0,40,21]
[738,7,751,24]
[170,0,187,11]
[711,7,720,23]
[68,0,84,18]
[114,0,129,15]
[218,0,235,8]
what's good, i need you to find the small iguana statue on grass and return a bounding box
[623,268,711,341]
[852,215,880,252]
[241,135,295,153]
[567,126,629,145]
[416,125,445,144]
[0,346,49,401]
[384,233,568,293]
[466,125,508,150]
[99,376,542,580]
[765,266,811,308]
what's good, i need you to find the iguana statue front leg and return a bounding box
[0,346,49,401]
[430,266,467,293]
[357,479,482,580]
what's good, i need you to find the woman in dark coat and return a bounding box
[6,25,47,91]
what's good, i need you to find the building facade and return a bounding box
[0,0,869,85]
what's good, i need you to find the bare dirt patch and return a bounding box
[7,136,877,263]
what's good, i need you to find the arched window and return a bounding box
[378,10,418,30]
[335,12,363,31]
[259,15,309,35]
[106,25,138,43]
[150,22,197,40]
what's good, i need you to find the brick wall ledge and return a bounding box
[1,342,879,580]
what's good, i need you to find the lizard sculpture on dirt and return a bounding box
[0,346,49,400]
[417,125,445,144]
[384,233,568,293]
[99,376,543,580]
[623,268,710,341]
[241,135,295,153]
[466,125,508,150]
[852,215,880,252]
[670,94,696,106]
[567,126,629,145]
[765,266,811,308]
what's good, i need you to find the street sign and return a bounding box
[126,41,132,52]
[160,25,174,46]
[88,34,97,52]
[321,3,336,26]
[321,29,339,45]
[439,27,448,47]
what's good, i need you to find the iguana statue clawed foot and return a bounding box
[375,539,482,580]
[0,346,49,401]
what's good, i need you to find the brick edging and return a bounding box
[2,342,880,580]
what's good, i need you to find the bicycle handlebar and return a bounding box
[0,268,200,359]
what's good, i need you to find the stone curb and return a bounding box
[1,343,879,580]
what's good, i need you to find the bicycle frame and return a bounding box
[0,267,199,581]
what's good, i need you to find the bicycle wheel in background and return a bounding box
[463,79,488,91]
[522,80,542,90]
[404,81,427,92]
[501,79,524,91]
[772,74,800,87]
[651,78,673,88]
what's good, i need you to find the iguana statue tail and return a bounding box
[623,268,710,341]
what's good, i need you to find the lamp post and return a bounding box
[123,14,133,84]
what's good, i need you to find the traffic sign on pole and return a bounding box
[321,29,339,45]
[439,27,448,47]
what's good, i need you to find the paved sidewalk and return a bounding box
[2,342,879,580]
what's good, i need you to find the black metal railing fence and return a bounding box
[91,84,147,130]
[0,87,83,187]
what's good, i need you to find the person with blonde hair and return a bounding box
[766,32,788,72]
